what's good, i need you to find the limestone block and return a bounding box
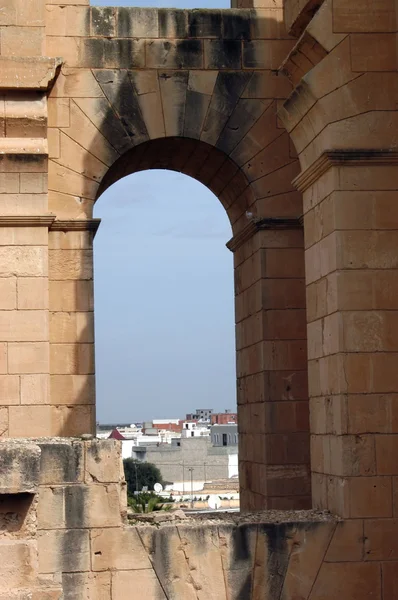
[309,562,381,600]
[17,278,48,310]
[91,7,116,37]
[38,440,84,484]
[0,173,19,193]
[342,475,393,518]
[49,191,94,220]
[188,10,221,37]
[0,193,47,217]
[45,5,90,37]
[49,231,92,251]
[8,406,61,437]
[158,9,188,38]
[50,343,94,375]
[0,343,6,375]
[0,0,16,26]
[0,540,38,590]
[48,99,70,129]
[0,375,19,405]
[20,173,48,194]
[50,312,94,344]
[20,374,48,405]
[0,227,48,247]
[333,0,396,33]
[62,572,111,600]
[146,40,203,69]
[112,570,166,600]
[49,68,103,99]
[282,522,335,598]
[0,247,47,277]
[38,483,122,529]
[351,33,397,72]
[382,562,398,599]
[55,131,108,183]
[204,40,241,69]
[1,26,44,57]
[46,36,80,67]
[15,0,45,26]
[242,40,294,69]
[8,342,49,375]
[325,520,364,562]
[5,93,47,138]
[37,486,65,530]
[49,249,93,280]
[0,277,16,310]
[0,441,40,492]
[0,154,46,175]
[0,57,61,90]
[48,128,60,160]
[217,97,271,155]
[0,407,8,437]
[91,527,151,571]
[52,405,95,437]
[0,310,48,342]
[50,374,95,405]
[85,439,122,484]
[78,484,122,528]
[117,7,159,38]
[241,70,293,99]
[157,525,227,599]
[218,523,257,598]
[32,590,63,600]
[49,162,99,200]
[79,38,146,70]
[38,529,90,574]
[73,95,132,158]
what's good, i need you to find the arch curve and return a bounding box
[96,137,255,229]
[49,66,301,234]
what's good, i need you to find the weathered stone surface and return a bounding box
[0,441,40,493]
[91,527,151,571]
[38,529,90,574]
[85,439,122,484]
[39,440,84,484]
[0,540,38,590]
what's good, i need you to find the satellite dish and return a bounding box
[154,482,163,493]
[207,495,221,510]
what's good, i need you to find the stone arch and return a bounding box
[95,136,255,231]
[49,67,300,232]
[44,8,309,511]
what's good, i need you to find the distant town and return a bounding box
[97,408,239,508]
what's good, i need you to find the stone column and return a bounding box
[296,150,398,518]
[48,221,99,436]
[229,218,310,510]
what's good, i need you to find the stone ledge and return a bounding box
[0,139,47,156]
[50,219,101,235]
[0,57,62,90]
[227,217,303,252]
[293,149,398,192]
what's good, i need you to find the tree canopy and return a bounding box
[123,458,164,496]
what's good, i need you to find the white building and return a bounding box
[181,421,210,438]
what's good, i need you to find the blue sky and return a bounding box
[93,0,234,423]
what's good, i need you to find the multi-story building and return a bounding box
[211,424,238,447]
[186,408,213,422]
[211,411,237,425]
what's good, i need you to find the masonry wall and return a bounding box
[2,437,398,600]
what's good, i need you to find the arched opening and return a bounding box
[94,166,240,496]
